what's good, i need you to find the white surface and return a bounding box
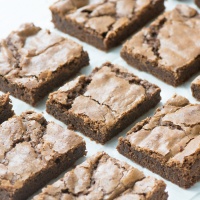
[0,0,200,199]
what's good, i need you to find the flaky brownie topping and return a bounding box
[0,111,84,189]
[123,4,200,72]
[34,152,166,199]
[0,23,83,89]
[126,95,200,165]
[50,0,160,37]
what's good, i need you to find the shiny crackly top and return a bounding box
[49,63,157,128]
[50,0,158,37]
[0,111,84,190]
[0,23,83,89]
[123,4,200,72]
[126,95,200,165]
[33,152,165,200]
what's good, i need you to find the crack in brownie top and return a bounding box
[0,111,84,189]
[0,23,83,89]
[123,4,200,72]
[33,152,165,199]
[50,0,158,37]
[126,95,200,165]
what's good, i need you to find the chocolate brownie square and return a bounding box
[0,23,89,105]
[121,4,200,86]
[0,111,86,200]
[46,62,161,144]
[191,76,200,100]
[33,152,168,200]
[50,0,165,51]
[117,95,200,188]
[0,93,14,124]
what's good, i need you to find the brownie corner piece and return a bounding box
[50,0,165,50]
[0,93,14,124]
[121,4,200,86]
[191,75,200,100]
[117,94,200,188]
[0,23,89,105]
[46,62,161,144]
[33,152,168,200]
[0,110,86,200]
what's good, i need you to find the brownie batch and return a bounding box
[0,0,200,199]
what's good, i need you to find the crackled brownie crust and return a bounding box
[0,23,89,105]
[117,95,200,188]
[0,93,14,124]
[46,62,161,144]
[121,4,200,86]
[50,0,165,51]
[191,76,200,100]
[33,152,168,200]
[0,111,86,200]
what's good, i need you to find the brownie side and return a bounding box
[191,76,200,101]
[46,62,161,144]
[0,111,86,200]
[121,5,200,86]
[50,0,165,51]
[0,23,89,106]
[117,95,200,188]
[0,93,14,124]
[33,152,167,200]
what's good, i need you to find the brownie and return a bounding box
[0,93,14,124]
[50,0,165,51]
[191,76,200,100]
[117,94,200,188]
[195,0,200,8]
[0,23,89,105]
[121,4,200,86]
[0,111,86,200]
[33,152,168,200]
[46,62,161,144]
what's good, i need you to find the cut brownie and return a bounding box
[46,62,161,144]
[0,23,89,105]
[117,95,200,188]
[33,152,168,200]
[50,0,165,51]
[0,111,86,200]
[121,4,200,86]
[191,76,200,100]
[195,0,200,8]
[0,93,14,124]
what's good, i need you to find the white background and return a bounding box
[0,0,200,199]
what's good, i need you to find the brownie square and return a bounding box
[117,95,200,188]
[33,152,168,200]
[50,0,165,51]
[0,23,89,105]
[46,62,161,144]
[191,76,200,100]
[0,93,14,124]
[0,111,86,200]
[121,4,200,86]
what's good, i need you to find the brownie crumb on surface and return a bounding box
[0,111,86,200]
[46,62,161,144]
[33,152,168,200]
[117,94,200,188]
[191,76,200,100]
[0,23,89,105]
[50,0,165,50]
[121,4,200,86]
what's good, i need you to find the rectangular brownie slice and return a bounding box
[50,0,165,51]
[0,23,89,105]
[46,62,161,144]
[117,94,200,188]
[191,76,200,100]
[0,111,86,200]
[33,152,168,200]
[121,4,200,86]
[0,93,14,124]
